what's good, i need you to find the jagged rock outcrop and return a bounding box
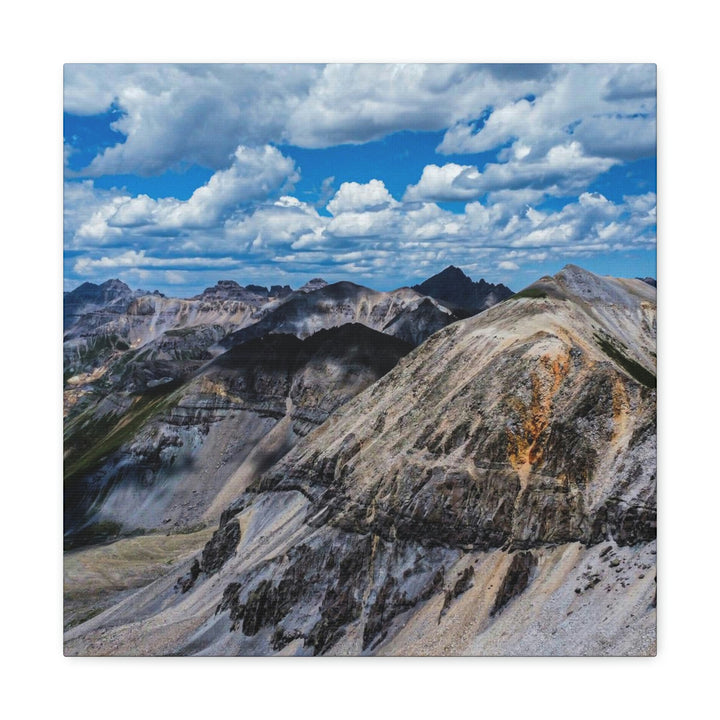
[298,278,328,293]
[200,520,241,575]
[192,280,292,302]
[412,265,513,312]
[490,551,537,615]
[63,279,135,329]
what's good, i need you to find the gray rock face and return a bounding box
[64,279,135,330]
[298,278,328,293]
[200,520,241,576]
[192,280,292,302]
[490,551,537,615]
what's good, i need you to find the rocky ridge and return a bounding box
[222,281,465,349]
[413,265,514,311]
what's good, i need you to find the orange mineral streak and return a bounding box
[507,350,571,486]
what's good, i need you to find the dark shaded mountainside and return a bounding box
[64,265,657,656]
[413,265,513,311]
[64,324,413,548]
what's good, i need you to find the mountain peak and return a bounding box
[100,278,132,292]
[554,265,655,307]
[432,265,469,281]
[514,265,656,312]
[194,280,270,301]
[412,266,513,312]
[298,278,328,293]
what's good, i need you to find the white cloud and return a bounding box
[327,179,397,215]
[404,164,481,202]
[108,145,298,231]
[405,143,618,204]
[66,147,298,249]
[74,250,241,274]
[64,180,129,246]
[225,196,326,250]
[326,207,397,238]
[164,270,188,285]
[61,64,579,176]
[437,64,656,162]
[65,171,655,294]
[66,64,322,176]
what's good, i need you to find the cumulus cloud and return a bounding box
[64,87,655,297]
[64,181,130,246]
[325,208,397,239]
[404,164,481,202]
[68,146,298,247]
[74,250,241,274]
[66,64,322,176]
[224,196,326,250]
[64,64,656,230]
[64,64,557,175]
[117,145,295,230]
[405,142,618,203]
[326,180,397,215]
[437,64,656,162]
[67,183,655,288]
[284,64,538,148]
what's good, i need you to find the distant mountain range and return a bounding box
[63,264,656,656]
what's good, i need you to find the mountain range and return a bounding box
[63,264,656,656]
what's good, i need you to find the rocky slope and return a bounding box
[64,290,266,381]
[412,265,513,312]
[64,265,656,656]
[64,324,413,548]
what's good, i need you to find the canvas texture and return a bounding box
[63,63,657,656]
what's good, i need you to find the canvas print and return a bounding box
[63,64,657,656]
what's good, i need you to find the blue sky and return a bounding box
[63,64,656,296]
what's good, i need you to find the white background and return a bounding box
[1,2,717,717]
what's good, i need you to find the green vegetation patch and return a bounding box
[513,286,548,299]
[64,383,181,494]
[594,333,656,389]
[65,520,123,550]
